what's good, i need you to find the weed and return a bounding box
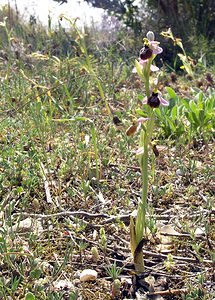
[105,260,122,280]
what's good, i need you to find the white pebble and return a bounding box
[80,269,97,282]
[176,168,185,176]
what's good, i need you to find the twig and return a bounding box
[108,163,141,171]
[12,211,110,220]
[147,288,188,296]
[40,162,53,204]
[0,251,33,257]
[100,214,170,224]
[142,250,213,264]
[12,210,170,224]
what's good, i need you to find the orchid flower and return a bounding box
[139,37,163,60]
[133,33,162,75]
[126,117,149,136]
[148,41,163,55]
[143,91,169,108]
[132,59,159,73]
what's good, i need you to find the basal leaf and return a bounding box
[165,87,177,100]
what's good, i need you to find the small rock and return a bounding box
[176,168,185,176]
[39,261,54,274]
[12,218,43,235]
[194,227,205,237]
[160,224,180,236]
[73,270,81,279]
[53,279,75,291]
[80,269,97,282]
[34,278,49,289]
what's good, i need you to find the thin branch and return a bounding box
[142,250,213,264]
[12,211,110,220]
[40,162,53,204]
[147,288,188,296]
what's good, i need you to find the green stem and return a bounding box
[133,111,155,272]
[146,74,151,99]
[140,111,155,212]
[132,55,156,273]
[145,76,150,99]
[143,58,153,98]
[141,140,149,232]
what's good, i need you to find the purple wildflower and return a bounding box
[143,92,169,108]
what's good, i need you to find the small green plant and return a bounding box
[161,28,194,76]
[155,86,215,141]
[99,227,107,253]
[155,86,186,139]
[91,246,100,262]
[25,292,36,300]
[164,253,175,272]
[105,260,122,280]
[182,274,207,300]
[182,89,215,139]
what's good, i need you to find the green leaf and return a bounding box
[195,91,203,103]
[169,121,176,132]
[189,100,197,114]
[155,108,162,118]
[181,98,190,110]
[136,109,146,116]
[25,292,36,300]
[165,87,177,100]
[137,94,144,100]
[191,112,199,126]
[184,111,193,123]
[171,106,177,120]
[135,208,143,244]
[199,109,205,124]
[135,59,144,79]
[53,116,90,122]
[30,268,42,279]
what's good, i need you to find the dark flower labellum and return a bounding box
[140,46,153,60]
[152,144,159,157]
[147,92,160,108]
[113,116,122,126]
[126,123,138,136]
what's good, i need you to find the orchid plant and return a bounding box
[128,31,169,273]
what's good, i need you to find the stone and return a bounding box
[80,269,97,282]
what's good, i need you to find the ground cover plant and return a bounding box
[0,6,214,300]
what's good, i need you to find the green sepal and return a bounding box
[135,59,144,80]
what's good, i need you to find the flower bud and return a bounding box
[146,31,155,41]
